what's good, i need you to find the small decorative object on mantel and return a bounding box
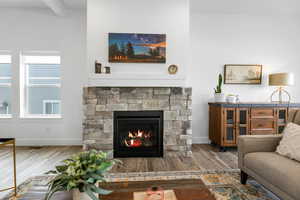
[104,66,111,74]
[224,64,262,84]
[168,64,178,75]
[95,60,102,74]
[214,73,225,102]
[100,65,111,74]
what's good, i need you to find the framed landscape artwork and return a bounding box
[224,64,263,84]
[109,33,166,63]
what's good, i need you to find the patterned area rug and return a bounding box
[5,171,280,200]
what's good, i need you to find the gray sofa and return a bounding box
[238,110,300,200]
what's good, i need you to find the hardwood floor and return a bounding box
[111,145,238,173]
[0,145,237,199]
[0,146,81,199]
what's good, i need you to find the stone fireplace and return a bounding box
[82,87,192,157]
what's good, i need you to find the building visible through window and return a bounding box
[43,100,61,114]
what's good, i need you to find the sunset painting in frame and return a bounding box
[109,33,166,63]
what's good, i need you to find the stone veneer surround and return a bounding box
[83,87,192,156]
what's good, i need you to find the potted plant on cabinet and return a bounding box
[45,150,119,200]
[214,73,225,102]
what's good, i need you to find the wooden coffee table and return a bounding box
[99,179,215,200]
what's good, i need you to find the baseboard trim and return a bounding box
[15,138,82,146]
[192,137,210,144]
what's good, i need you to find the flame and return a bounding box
[138,130,143,137]
[128,130,151,138]
[124,129,152,147]
[128,132,134,138]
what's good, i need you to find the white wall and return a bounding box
[0,8,86,145]
[188,12,300,143]
[2,1,300,146]
[87,0,189,87]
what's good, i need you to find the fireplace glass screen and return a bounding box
[113,111,163,157]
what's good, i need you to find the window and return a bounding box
[0,55,12,117]
[21,55,61,117]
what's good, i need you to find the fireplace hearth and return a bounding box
[113,111,163,158]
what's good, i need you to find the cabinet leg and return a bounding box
[241,171,248,185]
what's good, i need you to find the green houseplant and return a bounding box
[214,73,225,102]
[45,150,119,200]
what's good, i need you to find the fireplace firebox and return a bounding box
[113,111,163,158]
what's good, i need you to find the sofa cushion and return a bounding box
[244,152,300,200]
[287,109,300,124]
[293,110,300,125]
[276,123,300,162]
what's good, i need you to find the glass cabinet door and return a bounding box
[237,108,249,136]
[278,108,287,134]
[223,108,236,145]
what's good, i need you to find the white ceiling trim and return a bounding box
[0,0,85,9]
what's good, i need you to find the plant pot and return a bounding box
[72,189,92,200]
[214,93,225,102]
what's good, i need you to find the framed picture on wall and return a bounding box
[224,64,263,84]
[108,33,166,63]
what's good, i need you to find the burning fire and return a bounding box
[128,130,151,138]
[124,130,152,147]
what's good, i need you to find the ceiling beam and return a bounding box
[42,0,67,16]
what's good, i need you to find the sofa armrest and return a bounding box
[238,135,282,169]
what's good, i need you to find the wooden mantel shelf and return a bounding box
[87,74,186,87]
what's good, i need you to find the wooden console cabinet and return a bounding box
[208,102,300,151]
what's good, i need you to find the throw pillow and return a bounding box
[276,123,300,162]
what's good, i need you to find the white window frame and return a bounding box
[20,53,62,118]
[43,100,61,115]
[0,54,12,118]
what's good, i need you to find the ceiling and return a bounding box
[191,0,300,15]
[0,0,85,9]
[1,0,299,15]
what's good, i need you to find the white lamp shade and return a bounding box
[269,73,294,86]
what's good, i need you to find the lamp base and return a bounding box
[270,87,291,103]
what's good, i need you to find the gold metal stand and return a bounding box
[270,86,291,103]
[0,138,17,197]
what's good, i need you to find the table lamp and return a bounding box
[269,73,294,102]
